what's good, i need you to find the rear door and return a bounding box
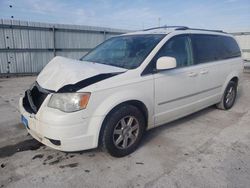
[190,34,224,103]
[190,34,241,104]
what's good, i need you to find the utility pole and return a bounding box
[158,17,161,27]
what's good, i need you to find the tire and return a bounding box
[216,81,237,110]
[101,105,145,157]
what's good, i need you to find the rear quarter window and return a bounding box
[219,36,241,59]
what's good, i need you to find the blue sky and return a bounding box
[0,0,250,31]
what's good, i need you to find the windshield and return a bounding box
[80,34,165,69]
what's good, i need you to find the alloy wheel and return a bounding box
[113,116,139,149]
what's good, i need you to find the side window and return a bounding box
[219,36,241,59]
[191,34,220,64]
[191,34,241,64]
[154,35,193,68]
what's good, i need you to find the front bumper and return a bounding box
[19,97,104,152]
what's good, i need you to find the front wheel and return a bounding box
[101,105,145,157]
[216,81,237,110]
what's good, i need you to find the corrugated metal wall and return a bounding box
[0,19,128,74]
[232,32,250,61]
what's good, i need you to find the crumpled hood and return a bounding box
[37,56,127,91]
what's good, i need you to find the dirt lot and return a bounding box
[0,73,250,188]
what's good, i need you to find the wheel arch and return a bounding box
[222,71,240,95]
[98,100,149,147]
[230,76,239,85]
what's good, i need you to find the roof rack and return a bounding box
[143,26,189,31]
[177,27,226,33]
[143,26,226,33]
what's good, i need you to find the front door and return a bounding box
[153,35,201,126]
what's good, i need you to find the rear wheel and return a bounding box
[216,81,237,110]
[101,105,145,157]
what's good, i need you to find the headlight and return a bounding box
[48,93,91,112]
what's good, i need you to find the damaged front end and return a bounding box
[23,82,52,114]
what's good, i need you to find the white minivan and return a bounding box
[19,26,243,157]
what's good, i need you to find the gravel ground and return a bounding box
[0,73,250,188]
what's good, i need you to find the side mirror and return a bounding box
[156,56,177,70]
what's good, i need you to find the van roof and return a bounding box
[124,26,229,36]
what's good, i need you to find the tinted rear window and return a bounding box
[219,36,241,58]
[191,34,241,64]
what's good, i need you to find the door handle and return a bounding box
[188,72,198,77]
[200,70,209,75]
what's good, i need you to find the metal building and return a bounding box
[0,19,129,75]
[232,32,250,61]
